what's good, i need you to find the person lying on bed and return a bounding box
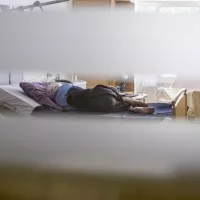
[45,80,155,114]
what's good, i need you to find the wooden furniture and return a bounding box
[171,88,187,118]
[124,81,134,92]
[73,0,113,7]
[72,0,134,8]
[76,75,116,88]
[187,90,200,119]
[0,161,199,200]
[115,0,134,9]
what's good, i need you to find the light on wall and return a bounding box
[121,74,128,81]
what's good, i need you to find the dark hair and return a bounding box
[55,79,72,84]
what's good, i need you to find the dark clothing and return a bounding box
[67,85,127,113]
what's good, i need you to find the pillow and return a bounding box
[20,82,63,111]
[0,71,9,85]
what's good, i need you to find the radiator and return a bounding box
[142,86,158,103]
[134,76,174,103]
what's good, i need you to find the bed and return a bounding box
[0,85,187,121]
[186,90,200,119]
[29,83,188,121]
[0,71,188,120]
[0,84,40,115]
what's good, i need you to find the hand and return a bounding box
[131,100,148,107]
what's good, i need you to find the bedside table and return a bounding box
[72,80,87,89]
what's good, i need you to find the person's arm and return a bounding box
[122,96,133,106]
[122,96,148,107]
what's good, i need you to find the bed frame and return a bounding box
[171,88,188,119]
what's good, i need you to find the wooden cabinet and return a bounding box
[73,0,111,7]
[1,167,200,200]
[115,0,134,9]
[72,0,134,8]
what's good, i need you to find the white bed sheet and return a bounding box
[0,84,40,115]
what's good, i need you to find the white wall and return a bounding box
[23,71,70,81]
[174,75,200,90]
[0,0,72,80]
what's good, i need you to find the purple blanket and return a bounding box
[20,82,63,111]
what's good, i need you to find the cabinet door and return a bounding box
[73,0,111,7]
[115,0,134,8]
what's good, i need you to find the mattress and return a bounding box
[0,84,40,115]
[32,107,169,123]
[0,84,172,120]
